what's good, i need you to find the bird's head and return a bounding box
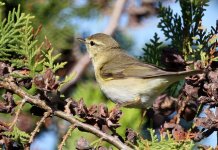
[78,33,120,58]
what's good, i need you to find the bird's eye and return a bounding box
[90,41,95,46]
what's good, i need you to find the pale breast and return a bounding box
[99,77,170,108]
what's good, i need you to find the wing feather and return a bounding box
[100,53,171,79]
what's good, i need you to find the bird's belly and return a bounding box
[99,78,170,108]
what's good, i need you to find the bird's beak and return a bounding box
[77,38,86,43]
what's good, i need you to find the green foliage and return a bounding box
[158,4,183,51]
[3,126,30,146]
[192,23,218,63]
[158,0,209,53]
[141,0,217,97]
[136,129,194,150]
[0,5,37,72]
[165,80,185,97]
[0,5,67,77]
[42,47,67,73]
[1,0,75,50]
[0,1,4,6]
[59,72,76,90]
[142,0,212,65]
[140,33,163,66]
[158,0,210,61]
[0,2,4,22]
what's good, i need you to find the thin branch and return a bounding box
[193,128,216,142]
[60,0,127,93]
[9,98,26,129]
[0,78,132,150]
[104,0,127,35]
[54,111,132,150]
[29,112,51,144]
[90,137,104,148]
[0,120,9,131]
[176,96,190,124]
[0,78,52,112]
[58,124,76,150]
[64,98,74,114]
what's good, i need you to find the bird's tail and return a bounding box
[166,69,203,84]
[176,69,203,76]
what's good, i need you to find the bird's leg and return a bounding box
[141,109,147,117]
[139,108,147,127]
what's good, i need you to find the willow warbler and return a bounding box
[78,33,201,108]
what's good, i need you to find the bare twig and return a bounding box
[29,112,51,144]
[0,79,132,150]
[193,128,215,142]
[58,124,76,150]
[64,98,74,114]
[0,78,52,112]
[9,98,26,129]
[176,96,190,124]
[24,112,51,150]
[0,120,9,131]
[60,0,127,93]
[90,137,104,148]
[103,0,127,35]
[54,111,132,150]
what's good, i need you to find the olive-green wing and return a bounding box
[100,54,171,80]
[100,53,202,80]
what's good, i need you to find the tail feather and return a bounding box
[176,69,203,76]
[166,69,203,84]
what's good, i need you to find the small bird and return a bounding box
[78,33,201,108]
